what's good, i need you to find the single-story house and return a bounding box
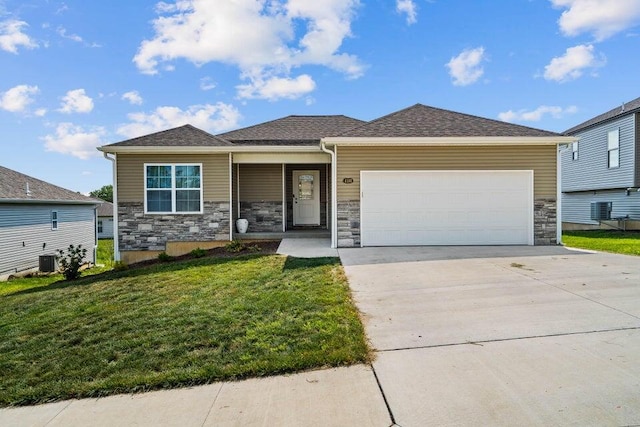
[97,200,114,239]
[98,104,575,264]
[0,166,99,280]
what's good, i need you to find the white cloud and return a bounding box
[200,77,217,91]
[0,84,39,112]
[116,102,241,138]
[543,44,605,82]
[397,0,417,25]
[445,47,486,86]
[0,19,38,53]
[58,89,94,113]
[551,0,640,41]
[122,90,143,105]
[42,123,106,159]
[56,26,83,42]
[133,0,363,100]
[34,108,47,117]
[498,105,578,122]
[236,74,316,100]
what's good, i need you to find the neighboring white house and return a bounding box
[97,200,114,239]
[0,166,99,280]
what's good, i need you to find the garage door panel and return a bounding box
[361,170,533,246]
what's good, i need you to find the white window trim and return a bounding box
[51,210,58,230]
[571,141,578,160]
[607,129,620,169]
[144,163,204,214]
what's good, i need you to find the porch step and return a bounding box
[235,230,330,240]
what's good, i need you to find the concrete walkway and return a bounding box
[277,238,338,258]
[0,366,391,427]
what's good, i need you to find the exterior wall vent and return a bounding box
[590,202,612,221]
[39,255,57,273]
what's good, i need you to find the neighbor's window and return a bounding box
[97,219,103,233]
[607,129,619,168]
[51,211,58,230]
[572,141,578,160]
[145,164,203,213]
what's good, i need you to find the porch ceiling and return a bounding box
[233,152,331,164]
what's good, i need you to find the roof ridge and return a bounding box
[564,95,640,134]
[0,165,95,202]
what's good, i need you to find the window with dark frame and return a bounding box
[571,141,578,160]
[98,219,103,233]
[145,164,202,214]
[51,211,58,230]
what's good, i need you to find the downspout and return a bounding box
[229,153,234,241]
[93,205,98,265]
[557,144,569,245]
[103,152,120,261]
[320,141,337,249]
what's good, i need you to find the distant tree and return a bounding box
[90,185,113,202]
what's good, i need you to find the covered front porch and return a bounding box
[230,152,332,240]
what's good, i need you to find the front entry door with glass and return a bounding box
[293,170,320,225]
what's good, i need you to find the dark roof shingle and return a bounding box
[218,115,365,143]
[96,200,113,216]
[337,104,561,138]
[564,96,640,134]
[0,166,97,203]
[103,124,232,147]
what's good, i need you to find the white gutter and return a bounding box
[320,141,337,249]
[323,136,577,146]
[0,199,98,205]
[98,145,324,155]
[103,152,120,261]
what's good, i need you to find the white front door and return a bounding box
[293,170,320,225]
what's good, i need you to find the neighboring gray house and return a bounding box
[97,200,114,239]
[562,97,640,230]
[0,166,99,280]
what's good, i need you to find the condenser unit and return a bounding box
[590,202,612,221]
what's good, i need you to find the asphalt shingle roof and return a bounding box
[218,115,365,143]
[96,200,113,216]
[0,166,98,203]
[103,124,233,147]
[337,104,561,138]
[564,96,640,135]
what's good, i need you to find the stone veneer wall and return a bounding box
[336,198,558,248]
[118,202,230,251]
[534,198,557,245]
[238,201,282,233]
[337,200,361,247]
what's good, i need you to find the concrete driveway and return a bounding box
[339,246,640,426]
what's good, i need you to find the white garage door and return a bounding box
[360,170,534,246]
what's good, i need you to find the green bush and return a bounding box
[56,244,88,280]
[190,247,207,258]
[224,240,246,253]
[158,252,173,262]
[112,261,128,271]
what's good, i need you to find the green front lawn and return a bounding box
[0,254,369,406]
[563,230,640,256]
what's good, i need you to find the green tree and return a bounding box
[90,185,113,202]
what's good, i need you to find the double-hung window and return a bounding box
[571,141,578,160]
[51,211,58,230]
[145,164,203,214]
[607,129,619,168]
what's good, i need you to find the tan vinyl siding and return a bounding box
[238,164,283,202]
[117,154,230,202]
[337,145,557,199]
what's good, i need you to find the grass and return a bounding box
[0,254,369,406]
[563,230,640,256]
[0,240,114,297]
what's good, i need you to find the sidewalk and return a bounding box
[0,365,391,427]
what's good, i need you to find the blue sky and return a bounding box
[1,0,640,194]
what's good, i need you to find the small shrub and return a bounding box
[112,261,129,271]
[56,244,88,280]
[225,240,246,253]
[247,244,261,252]
[190,247,207,258]
[158,252,173,262]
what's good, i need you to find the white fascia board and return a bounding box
[322,136,577,146]
[97,145,323,154]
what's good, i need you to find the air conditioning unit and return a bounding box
[591,202,612,221]
[39,255,57,273]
